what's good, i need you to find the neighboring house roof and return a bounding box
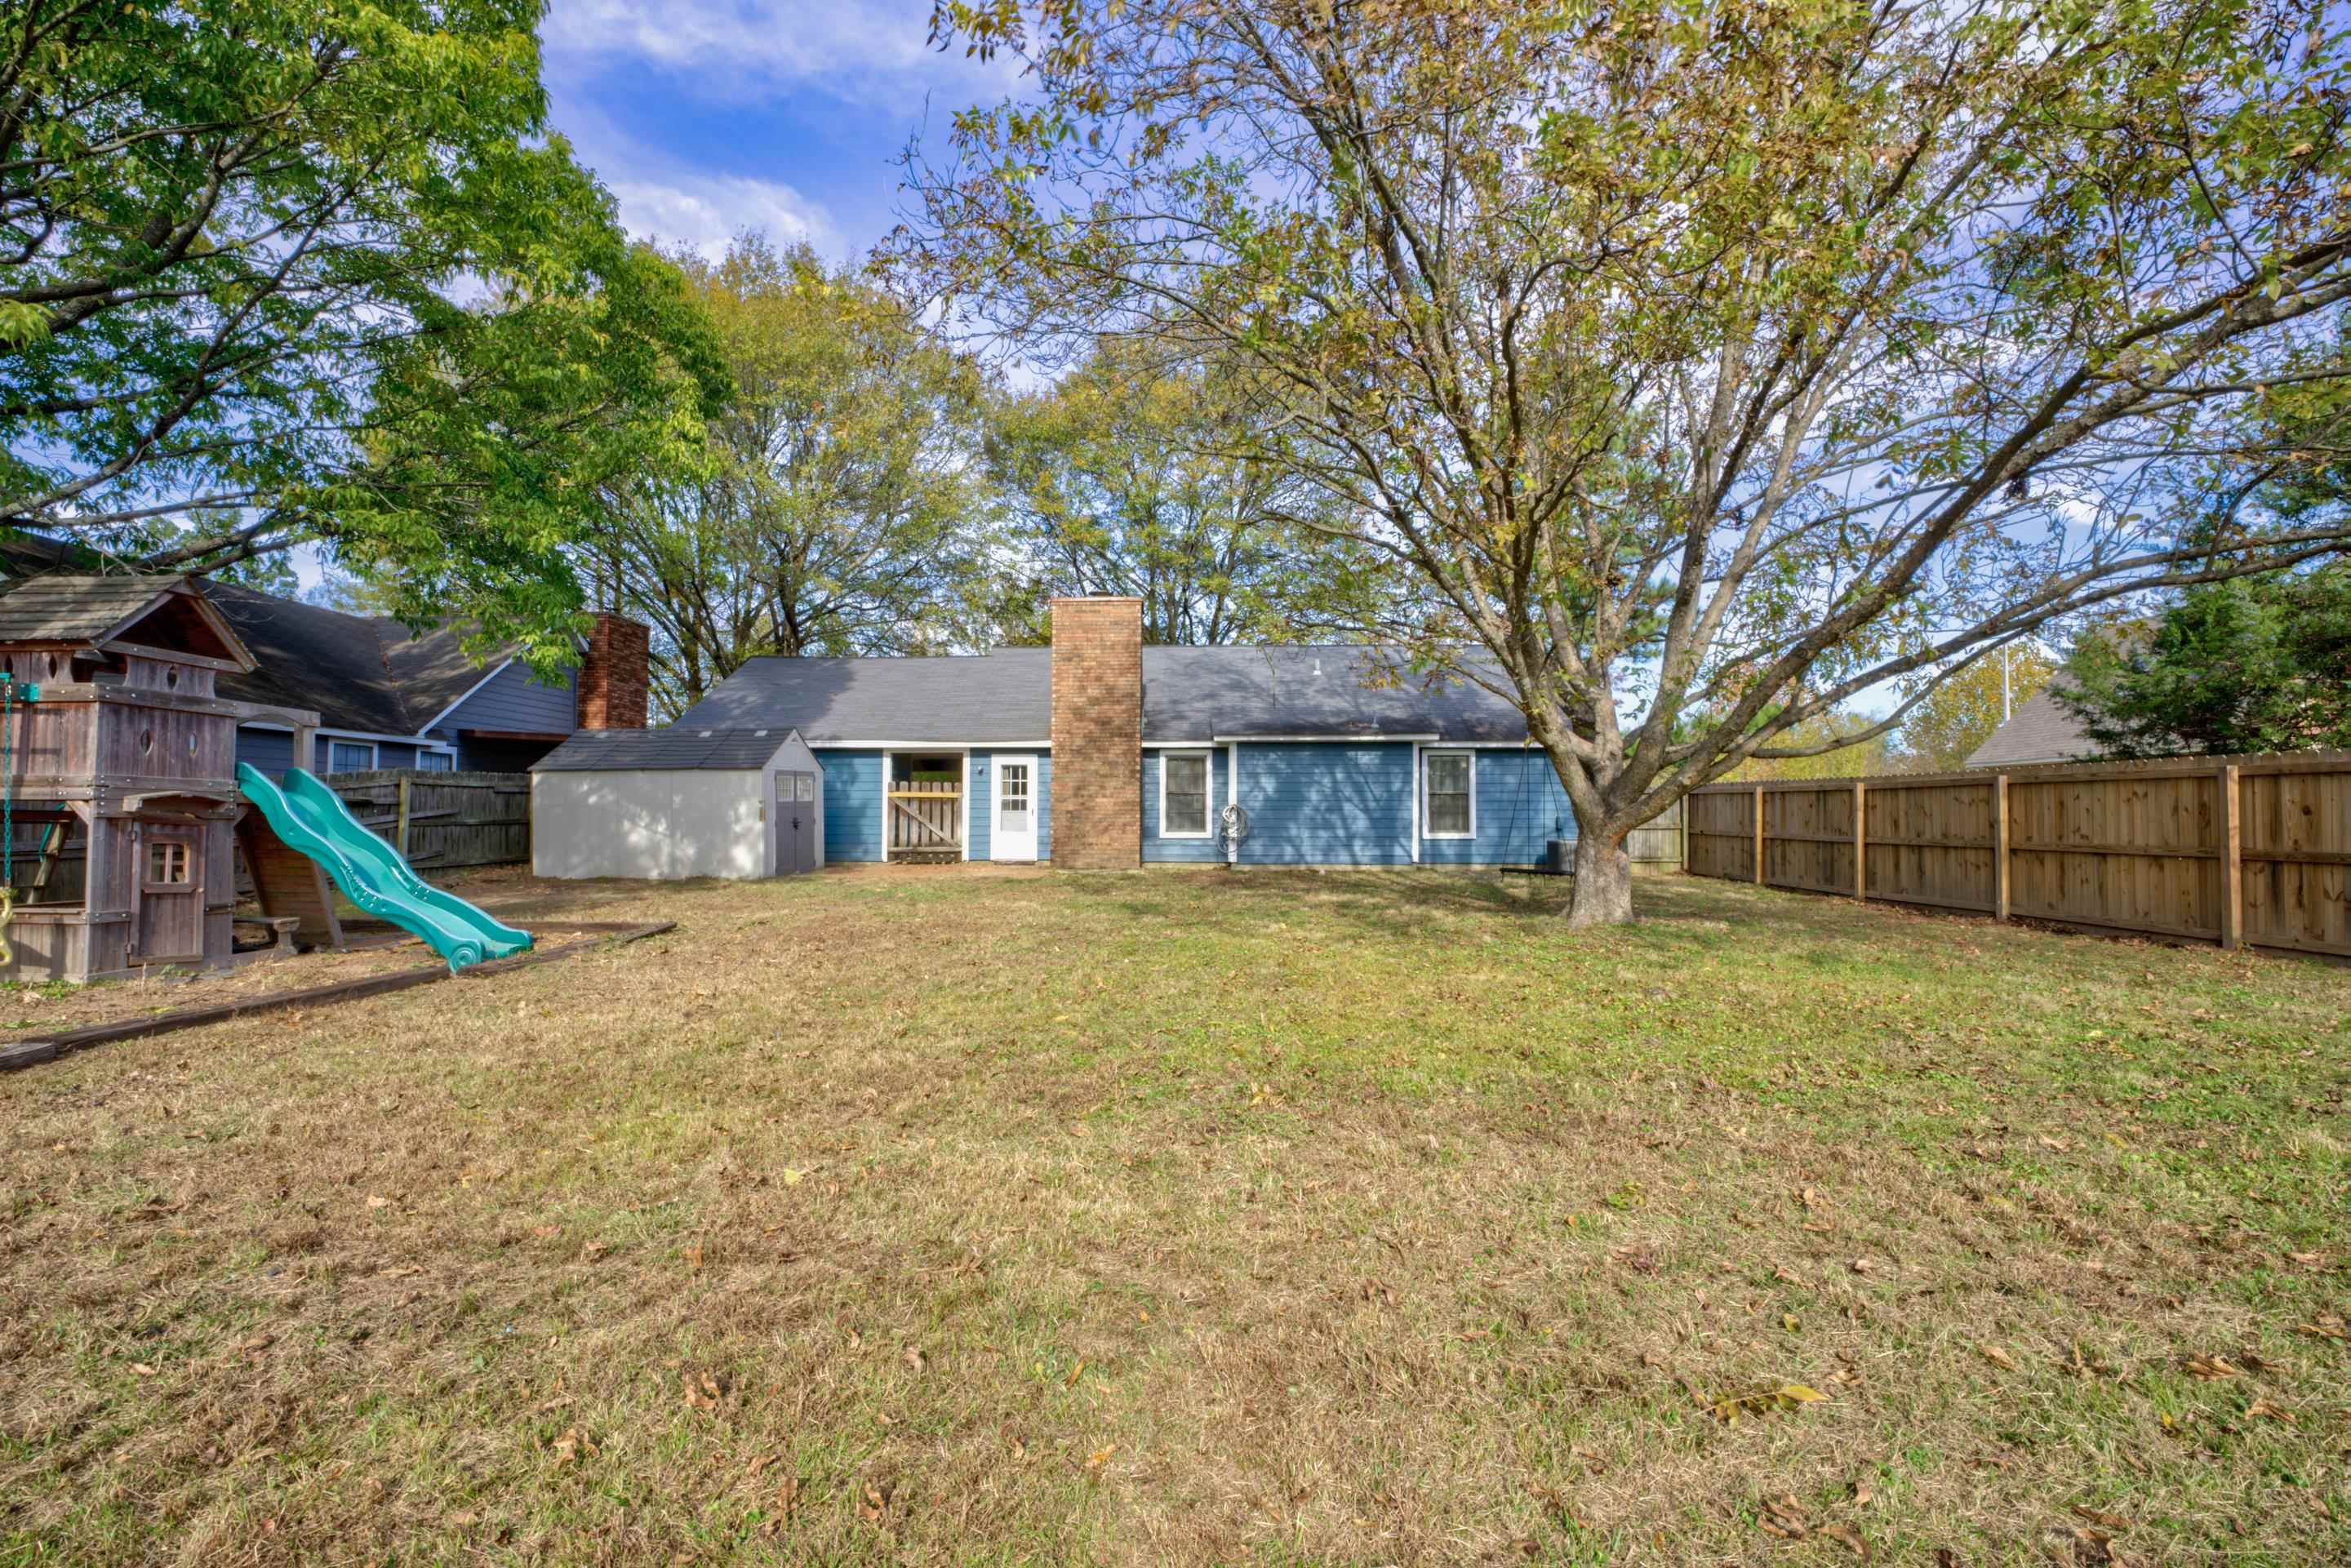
[534,726,803,772]
[659,644,1534,747]
[1966,687,2102,769]
[202,580,513,736]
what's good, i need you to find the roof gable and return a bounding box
[0,575,256,670]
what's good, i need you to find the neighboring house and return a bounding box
[531,596,1582,877]
[207,587,645,777]
[1966,686,2104,769]
[0,535,648,777]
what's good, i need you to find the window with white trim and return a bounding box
[327,740,376,774]
[416,750,456,772]
[1159,750,1211,837]
[1424,750,1474,838]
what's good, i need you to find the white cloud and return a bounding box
[605,171,834,260]
[542,0,1020,109]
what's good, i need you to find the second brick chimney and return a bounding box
[576,612,651,730]
[1049,596,1142,868]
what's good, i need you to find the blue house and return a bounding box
[531,597,1577,876]
[208,586,638,776]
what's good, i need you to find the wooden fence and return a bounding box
[1627,799,1683,865]
[322,770,532,870]
[1686,753,2351,958]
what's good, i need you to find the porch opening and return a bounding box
[887,753,964,862]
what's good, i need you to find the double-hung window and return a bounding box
[416,750,455,772]
[327,740,376,774]
[1424,750,1474,838]
[1159,751,1211,837]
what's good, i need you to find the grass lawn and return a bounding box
[2,865,2345,1566]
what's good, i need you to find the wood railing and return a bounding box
[887,780,963,854]
[1685,752,2351,958]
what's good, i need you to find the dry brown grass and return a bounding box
[2,864,2345,1566]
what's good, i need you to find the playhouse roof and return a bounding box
[0,574,257,670]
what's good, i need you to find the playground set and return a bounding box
[0,575,531,987]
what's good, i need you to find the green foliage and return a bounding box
[1725,711,1894,781]
[984,340,1356,644]
[584,238,993,717]
[0,0,727,666]
[1899,646,2058,772]
[2059,566,2351,756]
[902,0,2351,919]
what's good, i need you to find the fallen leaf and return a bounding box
[1065,1359,1087,1388]
[1756,1493,1810,1539]
[1818,1521,1870,1559]
[1979,1344,2017,1372]
[2184,1354,2240,1380]
[781,1168,807,1186]
[130,1361,158,1377]
[366,1194,391,1210]
[904,1347,927,1372]
[2072,1504,2132,1530]
[2246,1397,2295,1424]
[1086,1445,1116,1469]
[856,1483,887,1523]
[2295,1320,2346,1342]
[684,1243,703,1273]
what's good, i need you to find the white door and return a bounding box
[993,755,1038,861]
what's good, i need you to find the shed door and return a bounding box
[774,771,817,875]
[131,826,203,964]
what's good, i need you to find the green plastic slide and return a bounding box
[237,763,531,971]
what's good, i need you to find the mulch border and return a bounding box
[0,921,676,1072]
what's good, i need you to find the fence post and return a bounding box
[395,775,413,865]
[1993,774,2011,923]
[1753,784,1766,886]
[2220,763,2242,950]
[1679,797,1691,875]
[1853,779,1867,902]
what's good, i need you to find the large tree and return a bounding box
[585,237,993,717]
[0,0,724,667]
[898,0,2351,922]
[985,340,1349,643]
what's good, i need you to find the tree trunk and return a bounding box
[1565,830,1634,926]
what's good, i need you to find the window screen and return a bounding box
[327,741,375,774]
[416,751,455,772]
[1426,752,1473,837]
[1162,752,1209,835]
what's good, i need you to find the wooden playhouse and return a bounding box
[0,575,326,983]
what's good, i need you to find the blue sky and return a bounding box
[540,0,1021,265]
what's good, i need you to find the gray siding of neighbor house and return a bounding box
[236,725,296,780]
[429,661,578,768]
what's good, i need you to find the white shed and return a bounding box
[529,727,824,880]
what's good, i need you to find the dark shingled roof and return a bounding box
[532,726,797,772]
[660,644,1533,746]
[674,650,1055,744]
[202,580,510,735]
[1965,687,2103,769]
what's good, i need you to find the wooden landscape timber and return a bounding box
[1686,751,2351,958]
[0,919,676,1071]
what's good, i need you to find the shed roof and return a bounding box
[531,726,801,772]
[667,644,1533,745]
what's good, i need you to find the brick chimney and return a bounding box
[576,613,650,730]
[1049,596,1142,868]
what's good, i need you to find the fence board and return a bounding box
[1686,751,2351,958]
[323,770,531,869]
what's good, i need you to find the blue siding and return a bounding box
[1418,748,1576,866]
[1233,743,1412,865]
[1143,748,1229,863]
[814,749,886,862]
[237,726,295,780]
[433,660,576,739]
